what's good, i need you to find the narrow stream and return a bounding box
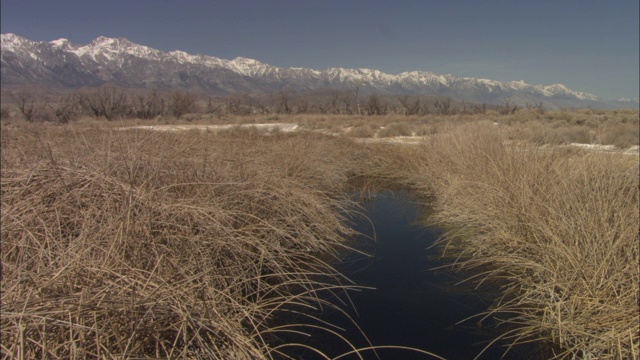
[278,190,537,359]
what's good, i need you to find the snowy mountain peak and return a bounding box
[231,56,262,64]
[545,83,570,92]
[92,36,121,45]
[168,50,207,64]
[1,33,25,43]
[1,33,29,51]
[227,57,278,76]
[539,83,600,101]
[2,33,633,109]
[50,38,72,49]
[69,36,162,62]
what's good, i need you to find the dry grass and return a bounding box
[347,124,376,138]
[377,123,413,138]
[0,123,389,359]
[2,110,638,359]
[600,122,640,149]
[407,123,639,358]
[500,109,639,149]
[290,110,638,149]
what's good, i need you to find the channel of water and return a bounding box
[276,190,543,359]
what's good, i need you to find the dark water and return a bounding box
[276,190,538,359]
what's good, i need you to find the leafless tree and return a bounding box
[525,101,545,115]
[54,93,81,123]
[14,89,35,121]
[169,91,197,117]
[327,91,344,114]
[296,99,309,114]
[364,94,387,115]
[224,94,253,115]
[341,95,353,115]
[398,95,422,116]
[78,85,132,120]
[499,100,519,115]
[353,85,362,115]
[225,95,241,115]
[204,96,225,116]
[433,97,453,115]
[275,92,291,114]
[253,98,271,114]
[134,89,166,119]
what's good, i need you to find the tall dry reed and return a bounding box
[0,124,379,359]
[409,123,639,358]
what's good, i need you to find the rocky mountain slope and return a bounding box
[2,33,637,109]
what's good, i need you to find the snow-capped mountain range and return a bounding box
[1,33,637,109]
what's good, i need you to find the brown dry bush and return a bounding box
[599,122,640,149]
[408,123,639,358]
[348,124,376,138]
[500,109,639,148]
[0,125,380,359]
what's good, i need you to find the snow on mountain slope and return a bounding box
[1,33,634,109]
[1,33,28,52]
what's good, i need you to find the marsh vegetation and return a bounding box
[1,107,638,359]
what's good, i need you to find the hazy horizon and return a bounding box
[1,0,638,100]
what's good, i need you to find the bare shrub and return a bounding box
[600,122,640,148]
[533,125,593,145]
[545,110,575,123]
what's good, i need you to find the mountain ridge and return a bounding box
[1,33,637,109]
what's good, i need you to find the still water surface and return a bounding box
[280,190,536,359]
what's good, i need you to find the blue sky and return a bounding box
[2,0,638,99]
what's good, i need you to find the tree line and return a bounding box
[3,84,537,122]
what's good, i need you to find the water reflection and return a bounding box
[279,190,537,359]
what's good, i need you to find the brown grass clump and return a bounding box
[0,124,376,359]
[409,123,639,358]
[347,124,376,138]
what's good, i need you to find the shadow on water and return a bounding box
[275,190,541,359]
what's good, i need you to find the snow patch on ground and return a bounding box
[569,143,639,155]
[569,143,617,151]
[358,136,425,145]
[119,124,639,155]
[119,123,299,132]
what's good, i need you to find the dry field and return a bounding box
[1,109,638,359]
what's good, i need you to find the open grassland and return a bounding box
[1,109,638,359]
